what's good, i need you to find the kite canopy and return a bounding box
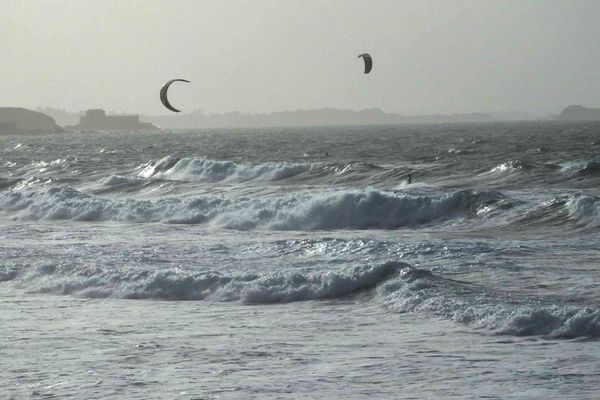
[357,53,372,74]
[160,79,190,113]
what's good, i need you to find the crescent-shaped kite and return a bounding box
[160,79,190,113]
[357,53,372,74]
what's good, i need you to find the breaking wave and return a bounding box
[139,156,310,183]
[561,157,600,176]
[15,261,403,304]
[381,267,600,339]
[0,177,23,191]
[484,160,532,176]
[7,259,599,338]
[137,156,416,187]
[0,186,511,230]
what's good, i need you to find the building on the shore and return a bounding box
[69,109,158,131]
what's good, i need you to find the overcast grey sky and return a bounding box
[2,0,600,115]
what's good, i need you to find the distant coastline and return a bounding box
[143,108,499,129]
[1,105,598,134]
[35,107,540,131]
[65,109,158,132]
[0,107,63,135]
[556,105,600,121]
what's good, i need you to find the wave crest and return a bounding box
[140,156,310,183]
[561,157,600,176]
[383,269,600,339]
[514,193,600,229]
[18,261,404,304]
[0,186,511,230]
[486,159,531,175]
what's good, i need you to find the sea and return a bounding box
[1,122,599,399]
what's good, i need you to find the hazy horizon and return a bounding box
[3,3,600,396]
[2,0,600,116]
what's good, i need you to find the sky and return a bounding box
[2,0,600,116]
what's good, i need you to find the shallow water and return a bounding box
[1,122,599,398]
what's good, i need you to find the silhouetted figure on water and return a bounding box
[407,174,412,184]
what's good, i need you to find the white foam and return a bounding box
[560,157,600,175]
[0,186,510,230]
[18,261,404,303]
[141,156,310,183]
[486,160,528,175]
[565,193,600,228]
[383,268,600,338]
[100,175,146,187]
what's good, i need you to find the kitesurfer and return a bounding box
[160,79,190,113]
[357,53,372,74]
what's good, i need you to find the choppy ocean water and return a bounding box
[1,122,599,399]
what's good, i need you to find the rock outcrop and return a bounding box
[0,107,61,134]
[557,105,600,121]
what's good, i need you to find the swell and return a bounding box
[6,153,600,196]
[561,156,600,177]
[512,193,600,230]
[449,156,600,189]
